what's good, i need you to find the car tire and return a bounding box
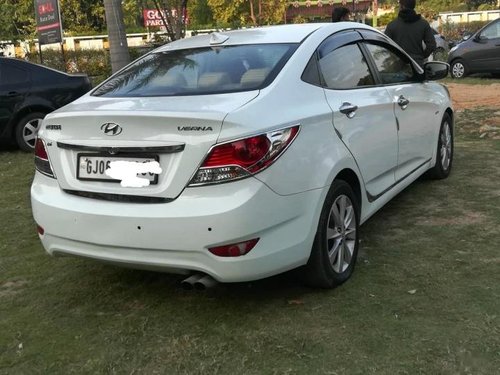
[450,60,468,79]
[427,113,453,180]
[302,180,360,288]
[15,112,46,152]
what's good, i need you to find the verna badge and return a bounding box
[101,123,122,136]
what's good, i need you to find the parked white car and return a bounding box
[31,23,453,289]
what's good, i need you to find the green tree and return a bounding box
[249,0,287,25]
[207,0,286,26]
[465,0,496,9]
[206,0,245,26]
[0,0,36,43]
[61,0,106,34]
[187,0,214,28]
[0,1,18,41]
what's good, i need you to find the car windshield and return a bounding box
[92,44,297,97]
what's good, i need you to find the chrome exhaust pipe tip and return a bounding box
[181,274,202,290]
[194,275,218,290]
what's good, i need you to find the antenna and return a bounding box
[210,32,229,45]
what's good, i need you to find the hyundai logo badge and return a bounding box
[101,123,122,136]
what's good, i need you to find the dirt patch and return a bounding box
[446,83,500,111]
[416,210,486,226]
[0,279,28,298]
[455,108,500,139]
[479,115,500,139]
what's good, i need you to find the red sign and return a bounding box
[143,9,168,27]
[34,0,63,45]
[143,8,188,27]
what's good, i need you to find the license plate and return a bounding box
[77,154,159,184]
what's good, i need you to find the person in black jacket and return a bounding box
[385,0,436,67]
[332,7,351,22]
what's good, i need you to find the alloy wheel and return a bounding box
[440,121,452,171]
[22,118,43,149]
[452,62,465,78]
[326,194,357,274]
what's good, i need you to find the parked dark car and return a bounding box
[0,58,91,151]
[431,27,449,61]
[448,19,500,78]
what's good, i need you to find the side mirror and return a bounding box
[462,34,471,41]
[424,61,449,81]
[473,34,486,43]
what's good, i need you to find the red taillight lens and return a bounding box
[208,238,259,257]
[34,138,55,178]
[189,125,299,185]
[36,224,44,235]
[35,138,48,159]
[203,135,270,168]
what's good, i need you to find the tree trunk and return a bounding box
[258,0,262,25]
[249,0,257,25]
[104,0,130,73]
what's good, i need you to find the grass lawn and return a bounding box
[1,109,499,374]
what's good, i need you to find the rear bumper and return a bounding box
[31,173,324,282]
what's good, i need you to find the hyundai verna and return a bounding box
[31,23,453,288]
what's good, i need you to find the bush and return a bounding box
[377,12,398,26]
[439,20,490,41]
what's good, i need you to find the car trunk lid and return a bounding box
[43,92,258,200]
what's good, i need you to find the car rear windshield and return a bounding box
[92,44,297,97]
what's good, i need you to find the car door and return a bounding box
[362,41,437,181]
[468,20,500,73]
[318,32,398,199]
[0,60,31,134]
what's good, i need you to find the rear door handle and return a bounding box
[339,102,358,118]
[7,91,19,97]
[397,95,409,110]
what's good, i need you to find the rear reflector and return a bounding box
[34,138,55,178]
[36,224,44,235]
[208,238,259,257]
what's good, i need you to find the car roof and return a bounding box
[155,23,372,51]
[0,57,70,76]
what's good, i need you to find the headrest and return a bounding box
[240,68,270,88]
[198,72,231,89]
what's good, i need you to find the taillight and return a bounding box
[208,238,259,257]
[189,125,299,185]
[34,138,55,178]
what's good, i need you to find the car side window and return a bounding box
[318,44,375,89]
[481,22,500,39]
[364,43,415,85]
[1,64,29,86]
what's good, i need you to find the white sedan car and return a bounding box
[31,23,453,289]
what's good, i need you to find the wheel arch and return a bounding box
[449,57,464,66]
[334,168,362,212]
[445,108,454,126]
[9,105,53,140]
